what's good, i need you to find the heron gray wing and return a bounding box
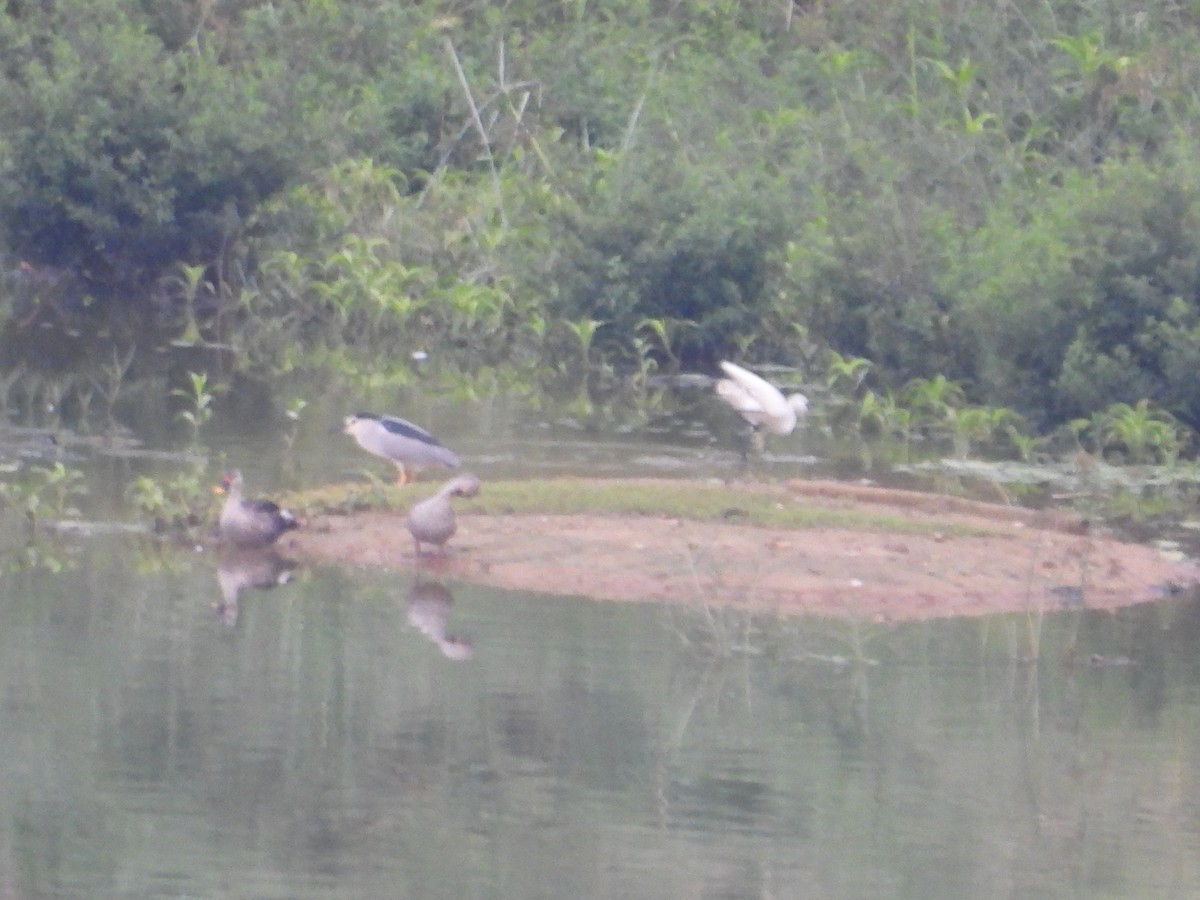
[379,414,444,447]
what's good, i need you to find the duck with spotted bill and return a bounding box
[342,412,461,485]
[215,470,298,547]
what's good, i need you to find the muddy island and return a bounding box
[271,477,1200,622]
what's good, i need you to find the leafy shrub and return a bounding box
[947,146,1200,429]
[0,2,293,304]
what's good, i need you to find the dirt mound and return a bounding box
[278,479,1200,620]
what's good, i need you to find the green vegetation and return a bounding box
[281,476,995,537]
[123,469,215,535]
[4,0,1200,444]
[170,370,221,441]
[0,461,86,531]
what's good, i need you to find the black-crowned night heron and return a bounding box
[215,470,298,547]
[342,412,461,485]
[405,472,480,556]
[715,360,809,436]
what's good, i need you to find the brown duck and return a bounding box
[216,470,298,547]
[405,472,481,556]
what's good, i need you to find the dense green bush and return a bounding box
[0,1,294,304]
[946,148,1200,428]
[5,0,1200,435]
[232,159,546,378]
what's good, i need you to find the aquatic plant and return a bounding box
[124,468,215,535]
[0,462,87,531]
[901,375,967,430]
[564,318,606,370]
[637,317,696,372]
[1005,427,1045,464]
[163,263,212,346]
[824,351,874,397]
[1060,400,1189,466]
[171,371,223,442]
[946,405,1025,459]
[627,333,660,390]
[87,344,138,423]
[820,353,879,434]
[856,390,912,444]
[1093,399,1187,466]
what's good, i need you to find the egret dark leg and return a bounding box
[733,424,763,462]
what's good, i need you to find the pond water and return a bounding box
[2,376,1200,898]
[6,545,1200,899]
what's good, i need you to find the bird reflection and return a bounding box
[214,547,296,626]
[406,580,473,659]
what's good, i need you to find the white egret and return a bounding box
[715,360,808,436]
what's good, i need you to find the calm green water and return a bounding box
[3,542,1200,899]
[1,383,1200,898]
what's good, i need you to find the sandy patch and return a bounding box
[275,479,1200,620]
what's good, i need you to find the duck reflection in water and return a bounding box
[214,547,296,627]
[406,580,472,660]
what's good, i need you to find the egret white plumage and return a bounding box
[342,412,461,484]
[715,360,808,436]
